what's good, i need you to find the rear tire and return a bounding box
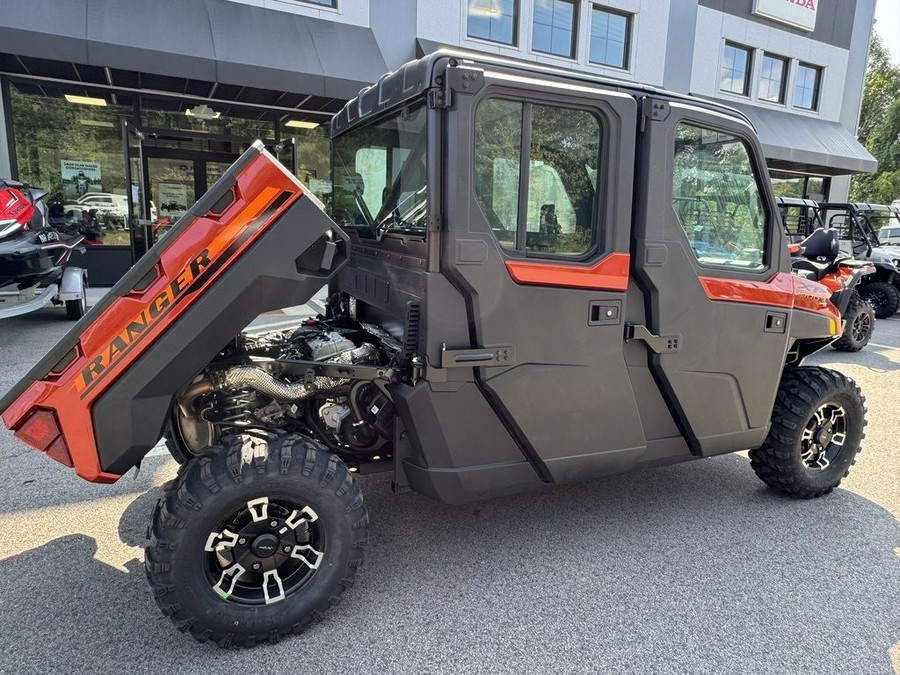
[858,281,900,319]
[146,434,368,647]
[832,291,874,352]
[750,367,865,499]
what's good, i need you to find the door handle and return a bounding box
[626,324,682,353]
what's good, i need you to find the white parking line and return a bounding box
[868,342,900,350]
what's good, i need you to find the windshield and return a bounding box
[332,102,427,238]
[860,210,900,247]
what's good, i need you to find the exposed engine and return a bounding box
[172,318,399,466]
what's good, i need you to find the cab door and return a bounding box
[442,66,647,483]
[632,100,792,456]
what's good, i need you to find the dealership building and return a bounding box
[0,0,877,283]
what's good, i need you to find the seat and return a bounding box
[791,228,840,281]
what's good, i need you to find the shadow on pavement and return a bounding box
[0,455,897,674]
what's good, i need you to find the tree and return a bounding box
[855,97,900,203]
[857,34,900,145]
[851,33,900,202]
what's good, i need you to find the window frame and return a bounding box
[291,0,337,7]
[472,92,608,263]
[669,119,773,275]
[793,62,823,111]
[588,5,633,70]
[719,42,753,97]
[466,0,520,47]
[531,0,578,60]
[758,52,789,104]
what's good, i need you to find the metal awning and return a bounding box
[0,0,387,100]
[727,102,877,176]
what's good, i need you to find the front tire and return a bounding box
[833,291,874,352]
[146,434,368,647]
[858,280,900,319]
[750,367,865,499]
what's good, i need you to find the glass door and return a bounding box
[147,156,197,243]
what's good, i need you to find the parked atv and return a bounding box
[1,51,867,648]
[816,202,900,318]
[788,228,876,351]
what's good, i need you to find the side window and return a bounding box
[474,97,600,257]
[474,99,521,249]
[672,123,767,270]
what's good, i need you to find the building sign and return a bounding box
[60,159,102,198]
[753,0,818,32]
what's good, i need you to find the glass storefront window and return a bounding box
[279,119,332,206]
[7,78,336,248]
[140,98,275,141]
[9,82,134,246]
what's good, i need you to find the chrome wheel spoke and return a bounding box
[262,569,286,605]
[280,505,318,535]
[204,528,240,552]
[213,563,246,600]
[291,544,324,570]
[246,497,269,522]
[832,431,846,447]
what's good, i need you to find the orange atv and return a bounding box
[789,228,876,352]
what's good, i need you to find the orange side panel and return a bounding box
[505,252,630,291]
[698,271,840,323]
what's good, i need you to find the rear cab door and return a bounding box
[633,99,793,456]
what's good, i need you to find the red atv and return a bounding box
[789,227,876,352]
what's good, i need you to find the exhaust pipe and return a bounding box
[179,343,378,416]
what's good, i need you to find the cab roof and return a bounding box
[331,49,754,137]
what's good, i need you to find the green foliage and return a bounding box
[851,33,900,204]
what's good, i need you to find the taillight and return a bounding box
[46,437,74,468]
[14,409,73,467]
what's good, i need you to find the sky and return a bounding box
[874,0,900,65]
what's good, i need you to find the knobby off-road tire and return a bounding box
[833,291,875,352]
[858,281,900,319]
[146,434,368,647]
[750,367,866,499]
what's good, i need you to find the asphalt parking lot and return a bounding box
[0,302,898,674]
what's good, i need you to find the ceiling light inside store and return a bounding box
[185,104,221,120]
[79,119,115,128]
[65,94,107,106]
[285,120,320,129]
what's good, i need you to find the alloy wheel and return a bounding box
[799,403,847,471]
[203,496,325,606]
